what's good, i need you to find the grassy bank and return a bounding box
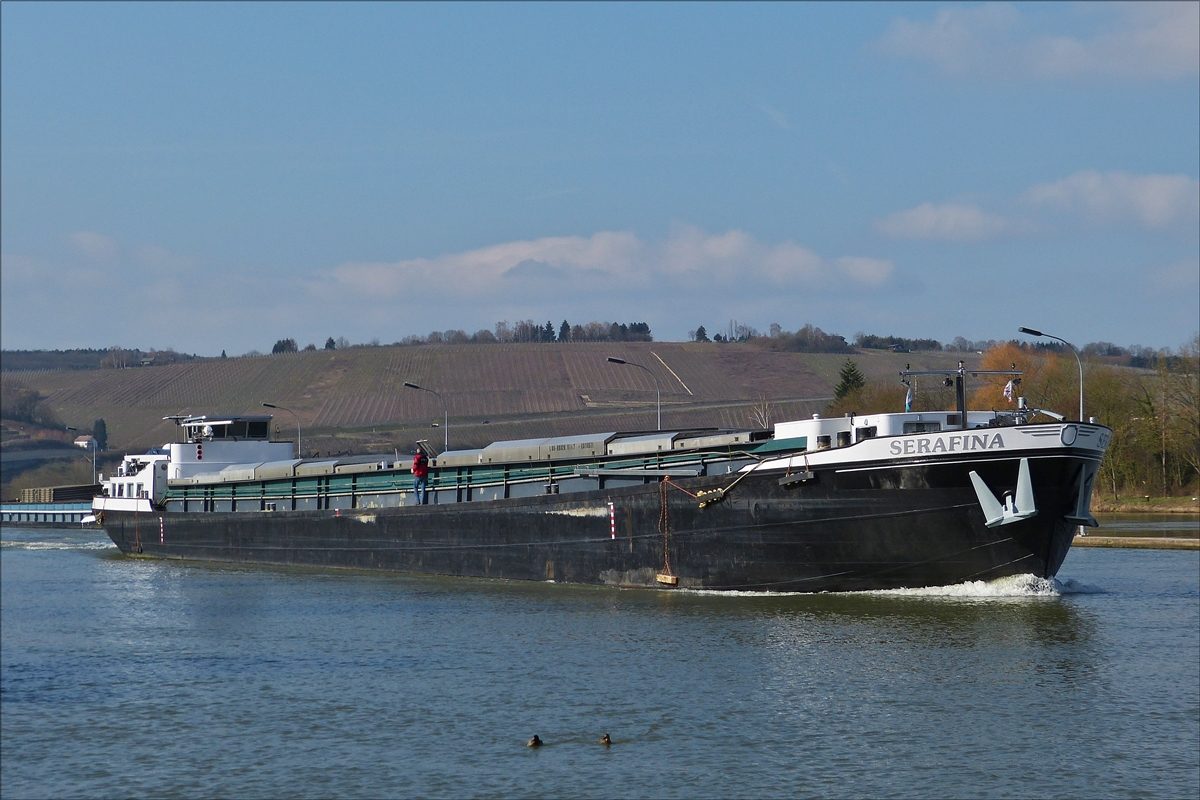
[1090,496,1200,514]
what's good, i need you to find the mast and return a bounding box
[900,361,1022,429]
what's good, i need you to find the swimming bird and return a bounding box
[527,735,542,748]
[600,733,612,746]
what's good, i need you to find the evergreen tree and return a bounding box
[325,337,337,350]
[834,359,866,401]
[627,322,652,341]
[559,320,571,342]
[221,350,227,358]
[272,338,298,354]
[694,325,709,342]
[544,321,555,342]
[92,419,108,451]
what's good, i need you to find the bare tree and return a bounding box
[750,398,772,429]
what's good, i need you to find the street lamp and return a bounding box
[262,403,302,458]
[1018,327,1084,421]
[606,357,661,430]
[65,426,97,484]
[404,382,448,452]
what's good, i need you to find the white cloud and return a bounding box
[137,243,199,273]
[877,2,1199,81]
[67,231,119,262]
[1025,170,1200,229]
[321,227,892,303]
[874,202,1009,241]
[877,3,1020,77]
[836,257,894,286]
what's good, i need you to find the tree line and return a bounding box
[680,324,1191,369]
[273,321,654,353]
[688,322,854,351]
[1,347,200,372]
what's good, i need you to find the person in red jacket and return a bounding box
[412,449,429,504]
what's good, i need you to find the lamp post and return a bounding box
[1018,327,1084,421]
[404,382,448,452]
[262,403,302,458]
[65,426,97,484]
[606,357,661,430]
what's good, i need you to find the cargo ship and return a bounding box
[92,363,1110,591]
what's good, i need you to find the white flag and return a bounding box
[904,385,913,412]
[1003,379,1015,403]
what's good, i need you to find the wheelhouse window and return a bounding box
[903,422,942,434]
[184,419,270,440]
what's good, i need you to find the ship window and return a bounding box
[210,425,227,439]
[248,421,269,439]
[836,431,851,447]
[817,435,832,450]
[856,426,877,442]
[117,484,124,497]
[227,421,248,438]
[903,422,942,433]
[137,484,144,497]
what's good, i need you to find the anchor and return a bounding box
[969,457,1038,528]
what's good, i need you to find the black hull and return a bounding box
[100,451,1098,592]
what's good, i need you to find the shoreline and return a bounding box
[1073,535,1199,551]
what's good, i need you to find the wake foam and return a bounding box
[683,573,1103,598]
[0,539,116,551]
[865,573,1103,598]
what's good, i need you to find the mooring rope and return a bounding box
[658,479,673,577]
[660,475,699,498]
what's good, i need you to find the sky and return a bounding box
[2,1,1197,355]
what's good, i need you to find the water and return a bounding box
[3,525,1197,798]
[1093,512,1200,539]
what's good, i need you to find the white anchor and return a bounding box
[969,458,1038,528]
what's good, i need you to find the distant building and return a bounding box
[74,435,95,449]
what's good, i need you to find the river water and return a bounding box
[2,520,1197,799]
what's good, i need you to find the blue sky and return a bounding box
[2,2,1197,355]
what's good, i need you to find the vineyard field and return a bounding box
[3,343,977,452]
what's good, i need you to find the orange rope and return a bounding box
[660,475,699,498]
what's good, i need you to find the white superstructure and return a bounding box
[95,414,294,514]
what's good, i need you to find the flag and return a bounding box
[904,384,913,412]
[1003,379,1015,403]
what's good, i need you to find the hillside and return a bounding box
[3,342,977,456]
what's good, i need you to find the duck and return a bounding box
[527,735,543,748]
[600,733,612,746]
